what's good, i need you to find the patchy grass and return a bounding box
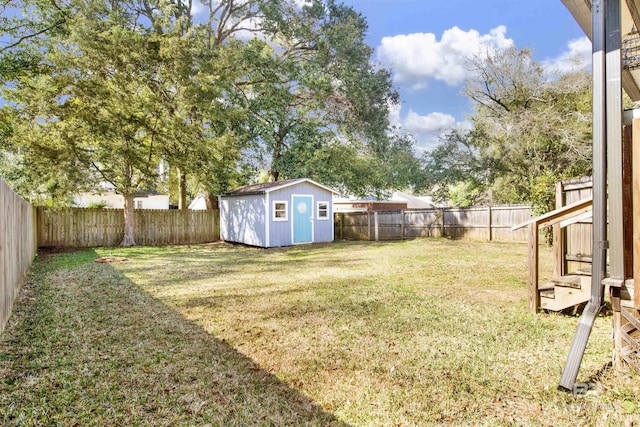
[2,239,640,426]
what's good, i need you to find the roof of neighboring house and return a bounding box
[389,191,434,209]
[334,191,434,209]
[187,195,207,210]
[221,178,338,197]
[334,200,406,205]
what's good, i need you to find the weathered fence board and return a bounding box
[1,179,37,336]
[37,208,220,247]
[558,177,593,273]
[335,205,532,242]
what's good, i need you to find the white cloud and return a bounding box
[543,37,591,75]
[189,0,207,16]
[377,25,514,89]
[390,104,471,151]
[404,111,456,133]
[388,102,402,127]
[293,0,313,7]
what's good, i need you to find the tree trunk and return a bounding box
[270,130,284,182]
[204,191,219,210]
[121,193,137,246]
[178,168,187,210]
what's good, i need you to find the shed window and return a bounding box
[273,201,288,221]
[317,202,329,220]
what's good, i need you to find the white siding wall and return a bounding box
[73,193,169,209]
[220,194,267,247]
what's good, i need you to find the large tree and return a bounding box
[1,0,417,247]
[1,0,254,243]
[422,129,496,206]
[4,0,176,245]
[423,47,593,211]
[229,0,399,192]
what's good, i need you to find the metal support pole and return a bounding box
[559,0,614,393]
[605,0,625,289]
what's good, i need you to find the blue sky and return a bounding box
[339,0,589,151]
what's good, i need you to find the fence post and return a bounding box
[553,181,565,278]
[374,211,379,241]
[528,222,540,313]
[367,211,372,240]
[400,210,405,240]
[440,208,445,238]
[488,206,492,241]
[32,206,38,254]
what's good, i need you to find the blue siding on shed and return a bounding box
[267,181,333,247]
[220,179,334,248]
[220,193,266,247]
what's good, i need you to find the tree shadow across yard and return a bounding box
[0,248,349,426]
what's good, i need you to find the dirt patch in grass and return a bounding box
[94,256,128,263]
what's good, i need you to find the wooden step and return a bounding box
[566,254,592,263]
[538,275,582,300]
[551,275,582,289]
[539,287,555,299]
[539,275,591,311]
[572,268,591,276]
[620,279,635,309]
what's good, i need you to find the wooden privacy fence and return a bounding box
[556,177,593,276]
[1,179,37,336]
[334,205,533,242]
[37,208,220,247]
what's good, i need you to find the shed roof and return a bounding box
[221,178,338,197]
[562,0,640,101]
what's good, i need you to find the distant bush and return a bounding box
[86,201,108,209]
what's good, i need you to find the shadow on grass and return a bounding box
[0,248,349,426]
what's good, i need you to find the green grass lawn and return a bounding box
[2,239,640,426]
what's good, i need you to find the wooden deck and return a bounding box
[520,173,640,374]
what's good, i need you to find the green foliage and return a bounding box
[422,47,592,211]
[1,0,418,217]
[231,0,402,193]
[421,129,493,206]
[2,0,166,203]
[86,200,108,209]
[448,181,485,207]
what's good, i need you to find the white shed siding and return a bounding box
[220,194,267,247]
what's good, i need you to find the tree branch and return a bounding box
[1,19,65,52]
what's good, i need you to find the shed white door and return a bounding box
[292,195,313,244]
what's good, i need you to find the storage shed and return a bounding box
[219,178,337,248]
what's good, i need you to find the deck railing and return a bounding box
[512,196,593,313]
